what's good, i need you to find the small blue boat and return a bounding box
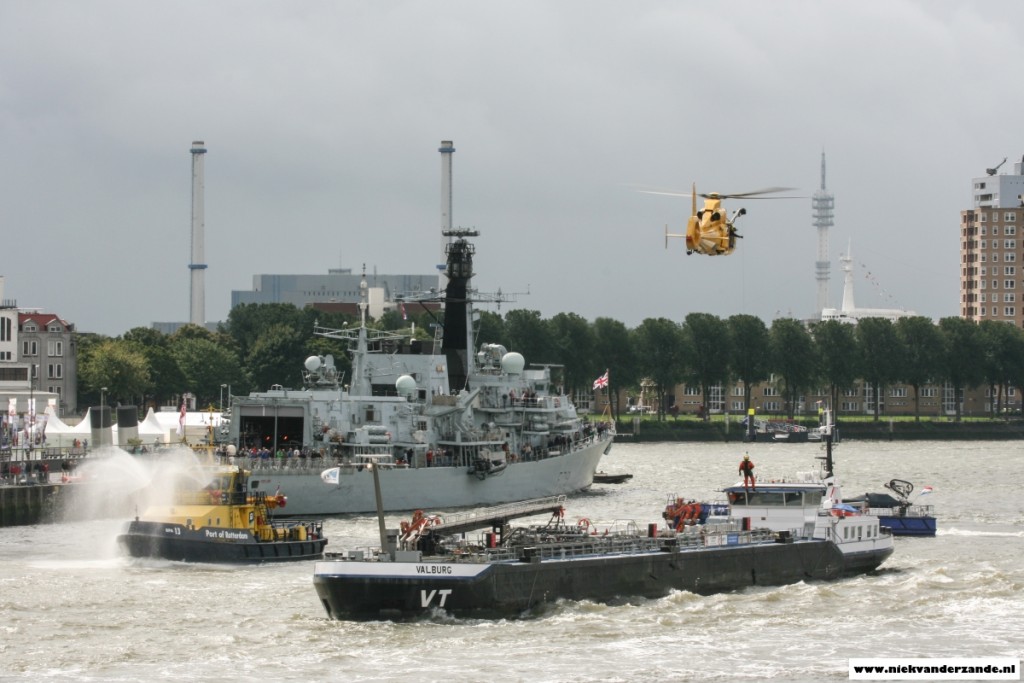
[846,479,936,537]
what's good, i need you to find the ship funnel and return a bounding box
[116,406,139,448]
[90,406,113,448]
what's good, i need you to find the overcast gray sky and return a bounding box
[3,1,1021,336]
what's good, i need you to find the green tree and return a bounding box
[727,314,771,416]
[1003,326,1024,414]
[121,327,185,409]
[475,311,507,350]
[592,317,636,421]
[169,337,248,408]
[246,323,307,391]
[681,313,730,421]
[504,310,554,366]
[811,320,859,419]
[170,323,216,343]
[77,339,152,408]
[769,318,817,419]
[226,303,309,364]
[74,332,113,407]
[895,316,945,421]
[938,317,984,422]
[633,318,685,420]
[547,312,595,395]
[856,317,902,422]
[977,320,1024,416]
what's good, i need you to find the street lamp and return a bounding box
[99,387,108,450]
[28,364,35,456]
[220,384,226,412]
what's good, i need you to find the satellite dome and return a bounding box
[305,356,322,372]
[501,352,525,375]
[396,375,417,397]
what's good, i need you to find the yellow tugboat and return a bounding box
[118,465,327,563]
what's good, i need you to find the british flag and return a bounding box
[593,369,609,390]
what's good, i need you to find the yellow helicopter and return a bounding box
[643,184,798,256]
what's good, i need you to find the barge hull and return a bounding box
[313,539,888,620]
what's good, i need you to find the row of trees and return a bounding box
[78,303,1023,423]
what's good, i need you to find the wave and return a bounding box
[940,527,1024,538]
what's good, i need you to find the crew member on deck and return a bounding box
[739,453,756,491]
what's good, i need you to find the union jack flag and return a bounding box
[593,370,609,390]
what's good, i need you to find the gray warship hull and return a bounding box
[233,437,610,516]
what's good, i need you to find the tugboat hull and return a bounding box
[313,538,891,620]
[118,521,327,564]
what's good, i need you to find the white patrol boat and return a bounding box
[697,410,895,573]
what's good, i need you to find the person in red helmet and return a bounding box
[739,453,756,491]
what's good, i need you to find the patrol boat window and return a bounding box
[728,491,805,506]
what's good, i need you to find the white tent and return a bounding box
[138,409,167,446]
[147,409,226,444]
[40,405,80,448]
[25,407,228,450]
[69,408,93,436]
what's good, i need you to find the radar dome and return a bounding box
[305,356,322,372]
[396,375,417,397]
[501,352,525,375]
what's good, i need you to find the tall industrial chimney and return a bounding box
[189,140,208,326]
[438,140,455,289]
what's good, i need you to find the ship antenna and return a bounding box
[820,407,835,478]
[359,264,369,328]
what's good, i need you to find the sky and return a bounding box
[3,1,1023,336]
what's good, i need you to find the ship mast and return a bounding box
[441,228,478,392]
[350,265,371,396]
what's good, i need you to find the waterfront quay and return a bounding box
[0,447,87,527]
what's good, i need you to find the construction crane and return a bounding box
[986,157,1007,176]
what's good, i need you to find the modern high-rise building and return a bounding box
[960,154,1024,324]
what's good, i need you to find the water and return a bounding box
[1,441,1021,682]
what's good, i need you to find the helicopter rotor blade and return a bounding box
[637,189,694,198]
[707,187,801,199]
[637,184,804,200]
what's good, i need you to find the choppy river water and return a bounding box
[1,440,1021,682]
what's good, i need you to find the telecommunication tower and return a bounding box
[812,152,834,315]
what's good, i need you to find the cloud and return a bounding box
[2,1,1022,334]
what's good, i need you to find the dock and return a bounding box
[0,483,62,526]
